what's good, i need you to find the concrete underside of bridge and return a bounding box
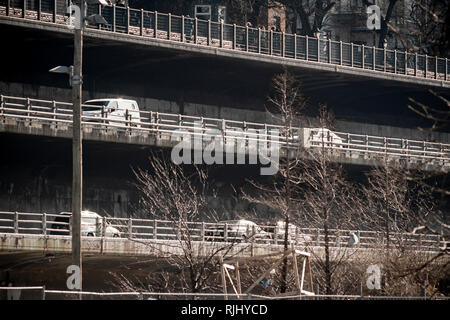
[0,131,371,217]
[0,23,449,131]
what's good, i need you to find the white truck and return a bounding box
[82,98,141,127]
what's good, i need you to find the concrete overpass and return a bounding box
[1,94,449,171]
[0,211,444,291]
[0,0,449,131]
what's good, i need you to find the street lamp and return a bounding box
[65,0,109,294]
[49,65,73,86]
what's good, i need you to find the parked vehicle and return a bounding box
[309,128,344,148]
[82,98,141,127]
[50,210,121,237]
[205,219,272,243]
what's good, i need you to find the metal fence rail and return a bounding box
[0,0,448,84]
[1,94,450,168]
[2,286,449,300]
[0,211,444,252]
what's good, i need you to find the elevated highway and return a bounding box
[1,94,449,171]
[0,0,449,131]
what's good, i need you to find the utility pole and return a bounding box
[71,0,85,293]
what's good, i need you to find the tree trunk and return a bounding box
[378,0,398,48]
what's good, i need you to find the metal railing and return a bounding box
[1,94,450,168]
[1,286,449,300]
[0,211,444,252]
[0,0,448,84]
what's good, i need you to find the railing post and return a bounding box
[351,43,354,67]
[340,41,343,65]
[404,51,407,75]
[383,47,386,72]
[306,35,309,60]
[328,38,331,63]
[153,219,157,239]
[220,22,223,48]
[224,223,228,242]
[0,95,4,119]
[245,26,249,52]
[153,11,157,38]
[181,15,184,42]
[317,37,320,62]
[273,224,277,245]
[435,56,438,79]
[53,0,57,22]
[26,98,31,125]
[282,32,285,57]
[37,0,41,20]
[6,0,10,16]
[316,228,320,246]
[424,54,428,78]
[232,24,236,49]
[201,222,205,242]
[168,13,172,40]
[194,17,198,44]
[207,19,211,46]
[125,6,130,34]
[97,4,102,30]
[112,4,116,32]
[139,9,144,36]
[294,34,297,59]
[394,49,397,73]
[100,216,105,237]
[128,218,133,238]
[22,0,26,18]
[362,44,365,68]
[42,213,47,235]
[415,53,418,76]
[446,58,448,81]
[14,211,19,234]
[269,30,273,55]
[373,46,376,70]
[257,28,261,54]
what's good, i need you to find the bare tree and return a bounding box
[125,151,240,293]
[362,160,449,295]
[361,0,399,48]
[408,90,450,132]
[276,0,336,36]
[243,69,365,295]
[296,107,364,295]
[242,68,308,294]
[405,0,449,56]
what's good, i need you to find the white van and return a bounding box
[82,98,141,127]
[51,210,121,238]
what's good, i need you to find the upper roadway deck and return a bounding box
[1,1,449,132]
[0,0,448,88]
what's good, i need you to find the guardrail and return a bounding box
[2,286,449,300]
[1,94,450,168]
[0,0,448,84]
[1,286,449,300]
[0,211,444,252]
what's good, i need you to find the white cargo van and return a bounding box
[82,98,141,127]
[51,210,121,237]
